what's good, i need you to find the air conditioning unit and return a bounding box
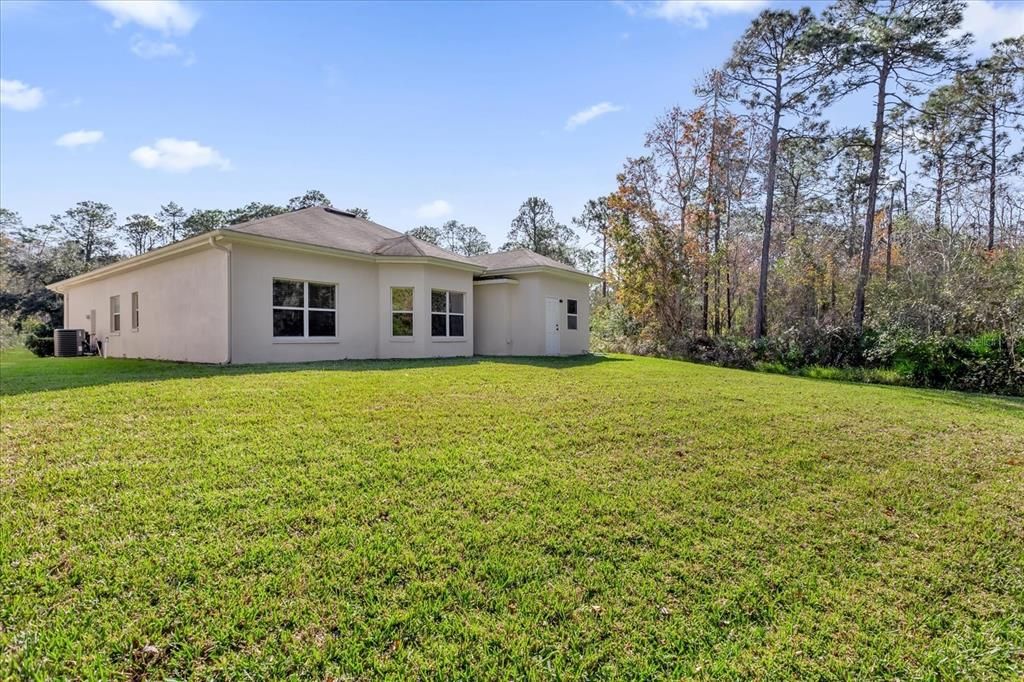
[53,329,86,357]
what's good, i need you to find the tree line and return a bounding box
[0,190,363,330]
[572,0,1021,393]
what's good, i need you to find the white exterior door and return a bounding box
[544,297,560,355]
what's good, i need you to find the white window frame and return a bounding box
[390,286,415,339]
[131,291,139,331]
[110,295,121,334]
[567,298,578,331]
[431,289,466,339]
[272,278,337,340]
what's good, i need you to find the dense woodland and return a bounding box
[2,0,1022,393]
[580,1,1024,394]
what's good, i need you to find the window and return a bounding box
[391,287,414,337]
[431,290,465,337]
[272,279,336,338]
[131,291,139,330]
[567,298,578,331]
[110,295,121,333]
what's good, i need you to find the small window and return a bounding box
[110,295,121,333]
[431,290,465,338]
[272,279,336,338]
[391,287,414,337]
[131,291,139,330]
[567,298,578,331]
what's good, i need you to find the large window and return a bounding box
[567,298,578,330]
[391,287,414,337]
[131,291,139,330]
[110,295,121,333]
[272,279,336,338]
[431,290,465,337]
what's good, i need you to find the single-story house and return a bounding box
[46,207,599,363]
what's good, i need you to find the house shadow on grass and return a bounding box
[0,352,628,398]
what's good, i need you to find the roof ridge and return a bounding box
[225,205,319,231]
[373,233,428,257]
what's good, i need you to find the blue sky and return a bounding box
[2,1,1021,250]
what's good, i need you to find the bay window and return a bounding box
[391,287,414,337]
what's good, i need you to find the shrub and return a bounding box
[599,323,1022,396]
[24,321,55,357]
[862,330,1022,395]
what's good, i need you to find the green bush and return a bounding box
[870,330,1023,395]
[23,321,55,357]
[600,323,1022,396]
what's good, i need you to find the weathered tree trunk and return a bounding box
[601,231,608,297]
[830,267,836,312]
[726,267,733,332]
[754,71,783,340]
[886,186,895,283]
[725,199,733,332]
[853,60,890,333]
[790,175,800,237]
[934,154,944,232]
[988,103,997,250]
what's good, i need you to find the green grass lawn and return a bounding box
[2,349,1022,680]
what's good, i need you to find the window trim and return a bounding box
[390,286,415,339]
[430,289,466,340]
[567,298,579,331]
[271,278,338,340]
[131,291,139,331]
[109,295,121,334]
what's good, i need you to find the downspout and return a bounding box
[209,235,232,364]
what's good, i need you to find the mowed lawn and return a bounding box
[1,350,1022,680]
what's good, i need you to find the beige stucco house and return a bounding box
[47,207,599,363]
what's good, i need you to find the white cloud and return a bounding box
[625,0,767,29]
[415,199,453,220]
[130,34,182,59]
[92,0,198,34]
[960,1,1024,54]
[565,102,623,131]
[55,130,104,148]
[130,138,230,172]
[0,78,44,111]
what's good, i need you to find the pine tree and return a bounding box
[813,0,970,332]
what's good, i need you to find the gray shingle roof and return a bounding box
[468,247,588,275]
[223,207,479,267]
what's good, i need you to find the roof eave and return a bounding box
[375,256,486,274]
[479,265,601,284]
[46,230,230,292]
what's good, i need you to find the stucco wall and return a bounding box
[376,262,474,359]
[472,281,514,356]
[62,245,230,363]
[475,272,590,356]
[230,244,474,363]
[59,239,591,364]
[230,243,379,363]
